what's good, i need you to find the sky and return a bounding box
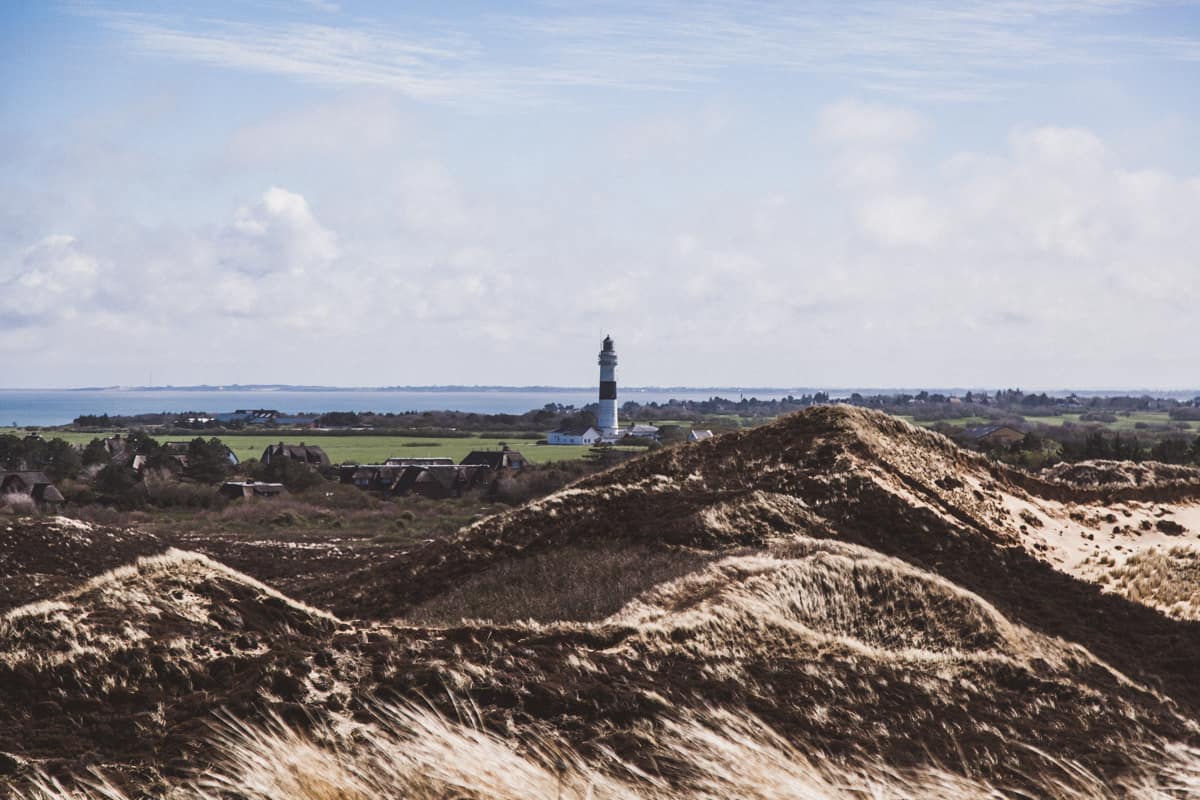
[1,0,1198,390]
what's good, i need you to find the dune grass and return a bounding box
[13,699,1200,800]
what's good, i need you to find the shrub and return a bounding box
[0,491,36,515]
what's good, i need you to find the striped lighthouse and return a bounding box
[598,335,618,435]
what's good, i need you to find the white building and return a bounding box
[688,429,714,442]
[628,424,659,439]
[548,425,601,445]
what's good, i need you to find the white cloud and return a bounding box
[3,103,1199,388]
[818,100,927,145]
[1010,126,1110,168]
[859,194,947,248]
[299,0,340,13]
[85,1,1200,104]
[228,187,339,276]
[611,106,729,161]
[225,95,419,164]
[0,235,102,324]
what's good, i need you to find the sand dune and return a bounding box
[3,406,1199,797]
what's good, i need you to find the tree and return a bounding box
[559,410,598,431]
[94,464,146,508]
[43,439,82,481]
[82,437,109,466]
[184,437,232,484]
[1150,437,1192,464]
[259,457,325,491]
[0,434,24,470]
[316,411,362,428]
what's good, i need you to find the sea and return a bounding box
[3,387,1196,428]
[0,387,805,428]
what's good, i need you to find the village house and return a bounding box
[103,434,130,465]
[460,446,527,470]
[260,443,331,467]
[340,449,521,496]
[548,425,601,445]
[626,424,660,440]
[1,471,65,511]
[132,440,242,474]
[962,424,1025,447]
[392,465,489,499]
[165,441,239,465]
[687,429,714,442]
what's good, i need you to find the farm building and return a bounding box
[962,424,1025,446]
[214,409,315,427]
[260,443,331,467]
[460,447,527,470]
[1,471,65,510]
[688,429,714,442]
[548,425,601,445]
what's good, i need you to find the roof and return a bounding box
[1,471,53,491]
[32,484,65,503]
[387,464,488,495]
[460,450,527,469]
[551,425,598,437]
[2,472,63,504]
[262,443,330,465]
[629,424,660,434]
[688,429,714,441]
[220,480,286,498]
[962,424,1023,440]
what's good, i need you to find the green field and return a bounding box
[895,415,992,428]
[14,431,629,465]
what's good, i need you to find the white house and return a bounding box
[627,423,660,439]
[687,429,714,442]
[548,425,601,445]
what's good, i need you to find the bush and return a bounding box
[94,464,147,509]
[0,492,36,515]
[297,482,375,511]
[144,475,224,509]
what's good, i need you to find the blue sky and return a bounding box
[1,1,1198,389]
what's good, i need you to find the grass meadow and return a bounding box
[15,430,618,465]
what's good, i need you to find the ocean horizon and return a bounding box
[2,386,1197,428]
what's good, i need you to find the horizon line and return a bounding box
[2,384,1199,396]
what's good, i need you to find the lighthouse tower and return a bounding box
[597,335,619,436]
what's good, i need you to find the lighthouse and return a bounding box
[597,335,619,436]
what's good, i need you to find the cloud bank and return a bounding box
[2,94,1197,388]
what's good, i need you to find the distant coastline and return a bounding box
[4,384,1198,395]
